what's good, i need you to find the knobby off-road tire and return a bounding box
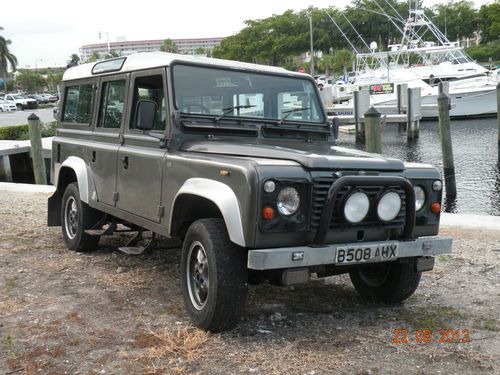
[181,218,248,332]
[61,182,101,252]
[349,259,422,303]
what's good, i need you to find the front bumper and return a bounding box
[247,236,452,270]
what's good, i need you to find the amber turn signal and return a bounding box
[262,206,275,220]
[431,202,441,213]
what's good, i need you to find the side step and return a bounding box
[118,231,157,255]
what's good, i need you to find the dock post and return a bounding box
[439,81,450,95]
[497,82,500,163]
[407,88,415,141]
[364,106,382,154]
[27,113,47,185]
[354,88,370,143]
[397,83,408,133]
[437,93,457,199]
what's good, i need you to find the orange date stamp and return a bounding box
[392,328,471,344]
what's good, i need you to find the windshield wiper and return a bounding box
[278,107,310,124]
[215,105,256,122]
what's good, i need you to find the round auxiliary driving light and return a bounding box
[263,180,276,193]
[415,186,426,211]
[377,191,402,222]
[343,191,370,223]
[277,187,300,216]
[432,180,443,191]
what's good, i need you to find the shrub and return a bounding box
[0,122,56,140]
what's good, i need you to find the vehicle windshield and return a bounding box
[12,94,25,100]
[172,64,325,125]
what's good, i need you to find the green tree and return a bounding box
[160,38,178,53]
[430,1,478,41]
[478,1,500,44]
[0,27,18,93]
[68,53,80,65]
[193,47,206,55]
[334,49,354,77]
[16,70,45,93]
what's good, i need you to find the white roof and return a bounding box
[63,52,306,81]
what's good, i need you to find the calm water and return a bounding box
[336,118,500,216]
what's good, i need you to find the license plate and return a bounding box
[336,243,399,264]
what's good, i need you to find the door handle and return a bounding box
[91,151,96,163]
[122,156,129,169]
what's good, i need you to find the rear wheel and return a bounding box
[61,182,101,252]
[181,218,248,332]
[349,259,421,303]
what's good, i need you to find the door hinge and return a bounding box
[157,205,164,218]
[112,192,119,202]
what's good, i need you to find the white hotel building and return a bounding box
[79,37,225,62]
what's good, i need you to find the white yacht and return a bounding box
[330,0,498,118]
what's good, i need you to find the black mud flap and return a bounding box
[47,190,62,226]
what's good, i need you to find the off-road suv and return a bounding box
[48,53,452,331]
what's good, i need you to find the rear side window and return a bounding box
[62,84,95,125]
[97,80,126,129]
[130,75,166,131]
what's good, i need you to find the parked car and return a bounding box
[28,94,50,104]
[48,53,452,332]
[0,99,17,112]
[0,98,17,112]
[4,93,38,110]
[41,93,58,103]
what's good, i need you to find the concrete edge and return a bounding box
[0,182,498,231]
[0,182,55,194]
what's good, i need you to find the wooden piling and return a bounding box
[365,106,382,154]
[407,87,421,141]
[437,93,457,198]
[397,83,408,133]
[27,113,47,185]
[497,82,500,163]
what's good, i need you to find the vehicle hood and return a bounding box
[180,140,405,171]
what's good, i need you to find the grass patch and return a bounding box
[4,335,15,356]
[4,276,17,291]
[473,319,499,332]
[399,305,465,331]
[437,255,452,262]
[136,327,210,360]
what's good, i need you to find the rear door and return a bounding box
[90,74,129,206]
[115,69,167,222]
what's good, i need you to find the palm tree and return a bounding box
[159,38,178,53]
[0,31,18,93]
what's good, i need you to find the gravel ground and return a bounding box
[0,189,499,374]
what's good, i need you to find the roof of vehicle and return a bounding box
[63,52,307,81]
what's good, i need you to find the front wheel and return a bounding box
[61,182,101,252]
[349,259,421,303]
[181,218,248,332]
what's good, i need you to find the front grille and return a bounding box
[311,174,407,231]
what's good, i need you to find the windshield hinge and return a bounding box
[112,192,119,202]
[157,205,165,218]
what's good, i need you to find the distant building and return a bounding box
[79,37,225,62]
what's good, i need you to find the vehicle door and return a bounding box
[90,74,129,206]
[115,69,167,222]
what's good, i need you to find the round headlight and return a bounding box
[263,180,276,193]
[277,187,300,216]
[432,180,442,191]
[414,186,426,211]
[344,191,370,223]
[377,191,402,222]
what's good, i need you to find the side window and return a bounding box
[98,80,126,129]
[62,84,95,125]
[130,75,166,131]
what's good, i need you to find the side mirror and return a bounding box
[136,100,157,131]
